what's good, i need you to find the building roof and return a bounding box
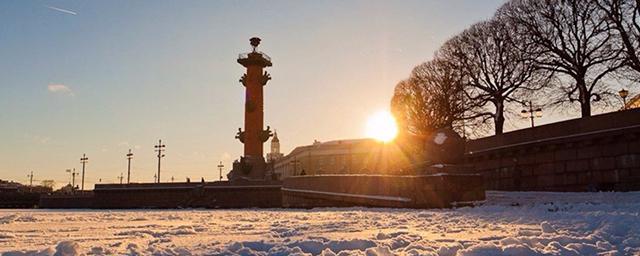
[275,138,380,164]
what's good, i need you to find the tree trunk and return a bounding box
[494,100,505,135]
[580,100,592,117]
[577,78,592,118]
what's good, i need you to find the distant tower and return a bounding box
[270,131,281,156]
[229,37,274,180]
[267,131,284,162]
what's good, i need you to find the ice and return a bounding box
[457,242,502,255]
[437,243,463,256]
[0,214,17,224]
[0,233,15,239]
[364,246,394,256]
[0,191,639,255]
[540,221,555,233]
[53,241,80,256]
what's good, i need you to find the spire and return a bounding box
[272,131,279,143]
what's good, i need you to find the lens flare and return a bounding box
[365,111,398,142]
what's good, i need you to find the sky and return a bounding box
[0,0,571,188]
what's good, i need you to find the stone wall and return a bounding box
[0,192,41,208]
[282,174,485,208]
[465,109,640,191]
[92,181,282,209]
[38,181,282,209]
[39,192,94,208]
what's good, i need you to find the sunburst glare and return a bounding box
[365,110,398,142]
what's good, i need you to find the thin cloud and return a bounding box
[48,84,75,96]
[37,136,51,144]
[23,133,52,144]
[117,142,141,149]
[45,5,77,15]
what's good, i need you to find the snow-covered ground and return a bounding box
[1,191,639,256]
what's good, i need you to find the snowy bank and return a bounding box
[1,191,638,255]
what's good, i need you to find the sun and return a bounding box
[365,110,398,142]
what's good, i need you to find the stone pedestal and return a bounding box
[228,156,270,181]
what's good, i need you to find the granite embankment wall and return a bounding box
[39,192,94,208]
[282,174,485,208]
[91,181,282,209]
[0,192,41,208]
[38,181,282,209]
[465,108,640,191]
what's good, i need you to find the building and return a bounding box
[0,180,52,194]
[273,139,409,179]
[267,131,284,162]
[0,180,19,193]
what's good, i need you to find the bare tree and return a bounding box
[391,79,420,139]
[391,79,424,160]
[499,0,624,117]
[391,59,469,142]
[440,18,549,135]
[596,0,640,77]
[40,180,56,189]
[391,59,475,164]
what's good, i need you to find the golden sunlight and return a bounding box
[365,110,398,142]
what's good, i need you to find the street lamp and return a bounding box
[80,154,88,191]
[619,89,629,110]
[154,139,166,183]
[126,149,133,184]
[217,161,224,181]
[66,168,78,190]
[521,101,543,128]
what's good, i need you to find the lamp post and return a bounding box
[154,140,166,183]
[66,168,78,190]
[619,89,629,110]
[521,101,543,128]
[80,154,88,190]
[126,149,133,184]
[27,171,34,192]
[27,171,34,187]
[217,161,224,181]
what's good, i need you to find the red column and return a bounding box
[244,64,265,158]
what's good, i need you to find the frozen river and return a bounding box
[1,191,639,255]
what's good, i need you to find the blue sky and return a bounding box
[0,0,527,187]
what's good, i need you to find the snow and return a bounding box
[1,191,639,255]
[281,188,412,202]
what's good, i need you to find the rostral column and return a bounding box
[230,37,273,180]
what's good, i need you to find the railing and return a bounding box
[238,51,271,62]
